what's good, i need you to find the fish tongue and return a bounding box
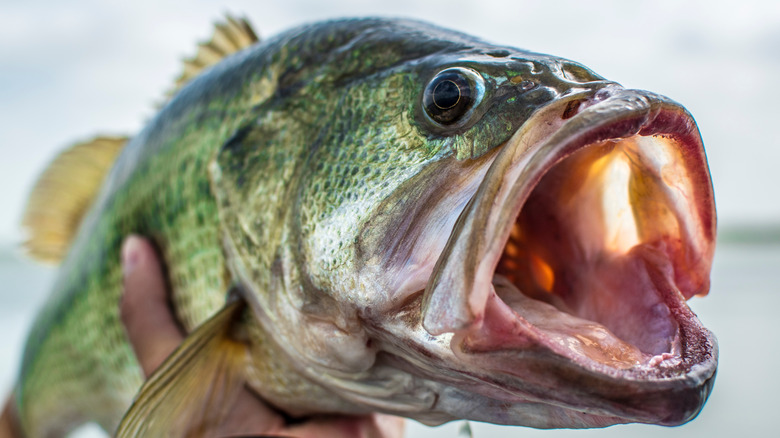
[458,276,649,368]
[558,243,682,358]
[458,244,688,369]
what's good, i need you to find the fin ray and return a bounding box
[169,15,260,96]
[116,299,248,438]
[21,136,126,263]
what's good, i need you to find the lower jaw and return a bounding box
[438,281,716,426]
[431,137,715,423]
[435,231,716,426]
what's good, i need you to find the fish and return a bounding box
[6,15,717,437]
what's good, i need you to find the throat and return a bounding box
[491,138,687,364]
[489,243,681,368]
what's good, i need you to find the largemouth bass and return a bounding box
[9,16,716,437]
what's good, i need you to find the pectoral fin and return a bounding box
[115,299,248,438]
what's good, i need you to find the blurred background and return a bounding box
[1,0,778,436]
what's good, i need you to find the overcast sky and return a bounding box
[1,0,779,244]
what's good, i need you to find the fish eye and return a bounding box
[423,67,484,126]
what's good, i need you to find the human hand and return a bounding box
[0,395,23,438]
[119,235,405,437]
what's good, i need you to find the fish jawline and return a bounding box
[416,87,717,427]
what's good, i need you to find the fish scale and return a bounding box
[18,124,231,434]
[16,18,460,435]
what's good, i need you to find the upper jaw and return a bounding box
[388,86,717,426]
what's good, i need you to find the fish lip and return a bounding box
[418,86,717,425]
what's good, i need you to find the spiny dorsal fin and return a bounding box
[22,136,127,263]
[169,15,259,97]
[116,299,248,437]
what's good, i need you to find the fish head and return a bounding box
[216,24,716,429]
[293,49,626,315]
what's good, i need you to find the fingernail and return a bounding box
[121,235,142,275]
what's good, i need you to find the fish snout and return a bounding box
[416,87,716,427]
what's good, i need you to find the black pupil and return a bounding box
[433,80,460,109]
[423,69,479,126]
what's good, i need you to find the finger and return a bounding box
[285,414,405,438]
[215,388,285,436]
[369,414,406,438]
[0,394,24,438]
[120,235,185,377]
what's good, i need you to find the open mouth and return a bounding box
[484,135,706,367]
[418,87,717,425]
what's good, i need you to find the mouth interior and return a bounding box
[492,135,699,368]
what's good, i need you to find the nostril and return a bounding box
[510,75,537,91]
[486,49,511,58]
